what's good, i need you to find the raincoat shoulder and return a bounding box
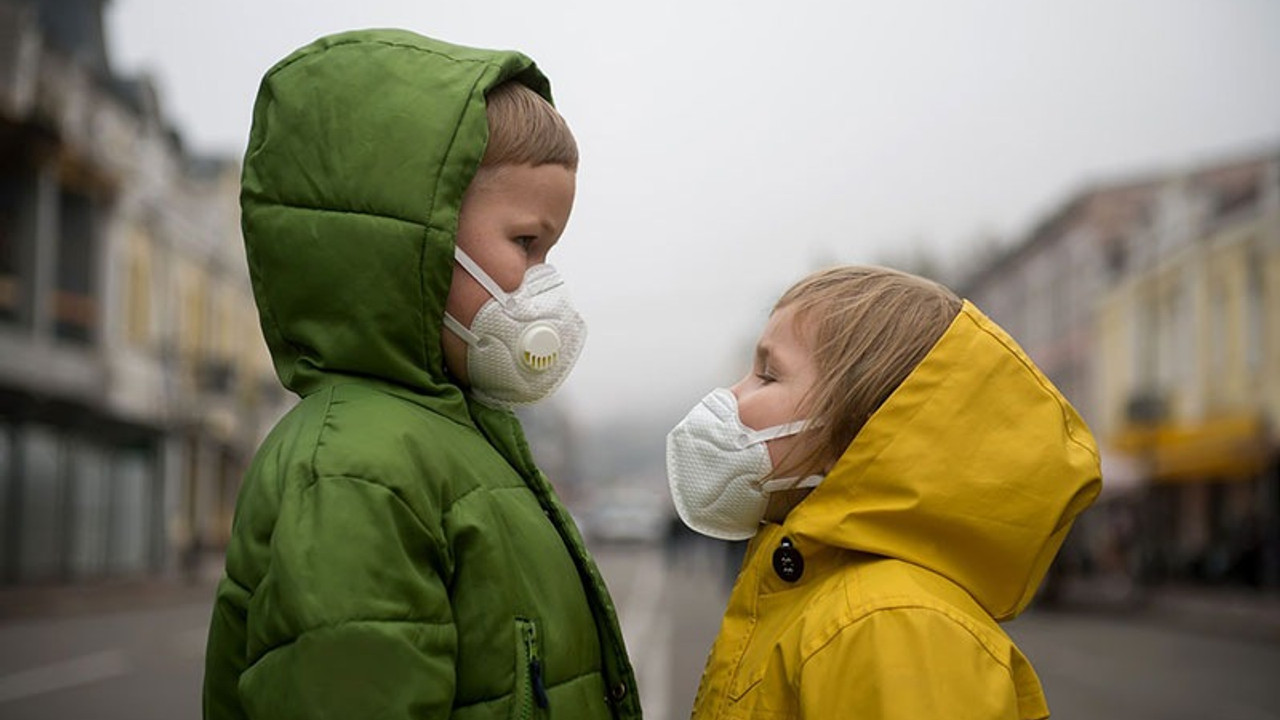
[692,531,1049,720]
[795,554,1049,720]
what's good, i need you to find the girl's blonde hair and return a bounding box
[481,81,578,170]
[773,266,962,479]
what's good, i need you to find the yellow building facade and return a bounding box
[0,2,289,585]
[1099,155,1279,585]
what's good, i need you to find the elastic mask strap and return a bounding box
[738,419,810,448]
[454,248,511,307]
[442,312,481,346]
[760,474,825,494]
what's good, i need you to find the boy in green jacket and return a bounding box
[202,29,640,719]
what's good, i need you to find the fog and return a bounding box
[108,0,1280,424]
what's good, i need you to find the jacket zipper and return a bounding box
[516,619,548,719]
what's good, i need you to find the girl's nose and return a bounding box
[728,375,749,401]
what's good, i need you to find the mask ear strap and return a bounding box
[760,474,825,494]
[443,312,481,346]
[737,419,810,449]
[454,248,511,306]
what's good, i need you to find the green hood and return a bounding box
[209,32,642,720]
[241,29,551,417]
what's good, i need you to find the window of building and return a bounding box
[54,187,97,343]
[1133,290,1157,390]
[1105,236,1129,284]
[1212,182,1259,221]
[180,269,208,386]
[1048,269,1067,341]
[1209,279,1228,401]
[125,229,152,347]
[0,151,35,326]
[200,287,236,393]
[1246,243,1264,373]
[0,422,11,580]
[1177,281,1194,384]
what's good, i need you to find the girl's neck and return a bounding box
[762,487,815,524]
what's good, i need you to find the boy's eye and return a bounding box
[514,236,537,251]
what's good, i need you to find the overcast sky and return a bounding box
[106,0,1280,426]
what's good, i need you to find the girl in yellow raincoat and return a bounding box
[666,266,1101,719]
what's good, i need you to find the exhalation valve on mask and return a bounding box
[520,322,561,371]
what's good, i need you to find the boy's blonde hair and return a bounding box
[773,266,962,479]
[481,81,578,170]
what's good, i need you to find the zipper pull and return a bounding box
[530,658,549,709]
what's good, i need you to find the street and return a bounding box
[0,597,208,719]
[0,541,1278,719]
[1008,612,1280,720]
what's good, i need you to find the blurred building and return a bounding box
[964,148,1280,591]
[0,0,288,586]
[517,399,585,507]
[965,177,1161,429]
[1100,154,1280,587]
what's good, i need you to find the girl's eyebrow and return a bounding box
[756,342,785,372]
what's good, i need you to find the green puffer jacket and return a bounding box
[202,30,640,720]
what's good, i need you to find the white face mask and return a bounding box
[443,248,587,409]
[666,388,821,541]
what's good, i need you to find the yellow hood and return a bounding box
[787,301,1101,620]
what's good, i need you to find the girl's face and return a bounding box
[730,303,820,470]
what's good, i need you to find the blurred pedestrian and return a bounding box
[202,29,638,720]
[666,266,1101,719]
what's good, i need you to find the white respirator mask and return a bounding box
[666,388,822,541]
[442,248,586,409]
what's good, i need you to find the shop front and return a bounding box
[1113,414,1277,587]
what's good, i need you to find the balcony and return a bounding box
[1126,391,1169,424]
[52,288,94,343]
[198,358,236,395]
[0,274,20,322]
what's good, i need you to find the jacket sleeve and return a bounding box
[237,474,457,719]
[798,607,1025,720]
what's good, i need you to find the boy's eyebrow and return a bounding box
[515,214,561,236]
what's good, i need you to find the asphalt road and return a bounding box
[0,599,209,720]
[0,541,1277,719]
[591,539,1280,720]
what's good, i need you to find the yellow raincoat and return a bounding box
[691,302,1101,720]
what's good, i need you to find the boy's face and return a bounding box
[443,163,577,386]
[729,304,820,470]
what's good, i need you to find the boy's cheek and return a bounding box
[441,330,470,385]
[765,436,798,469]
[444,268,489,326]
